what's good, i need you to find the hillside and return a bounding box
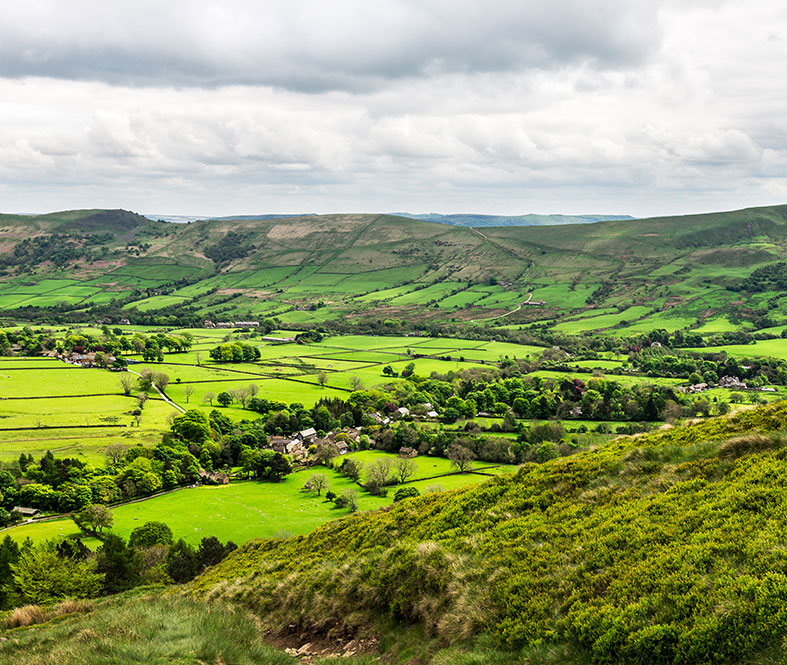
[1,204,787,334]
[192,402,787,664]
[6,402,787,664]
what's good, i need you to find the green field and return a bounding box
[3,461,511,546]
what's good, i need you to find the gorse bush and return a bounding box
[195,402,787,664]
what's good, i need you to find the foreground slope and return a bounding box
[193,402,787,664]
[6,404,787,663]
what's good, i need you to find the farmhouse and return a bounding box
[269,437,290,454]
[719,375,748,390]
[199,469,230,485]
[12,506,39,518]
[297,427,317,442]
[286,439,306,460]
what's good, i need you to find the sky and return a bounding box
[0,0,786,218]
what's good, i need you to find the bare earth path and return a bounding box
[126,369,185,413]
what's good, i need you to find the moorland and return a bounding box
[2,205,787,663]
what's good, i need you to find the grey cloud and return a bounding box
[0,1,662,90]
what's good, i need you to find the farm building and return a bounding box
[297,428,317,442]
[12,506,40,518]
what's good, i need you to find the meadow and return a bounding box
[4,453,511,546]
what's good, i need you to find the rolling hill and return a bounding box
[0,204,786,334]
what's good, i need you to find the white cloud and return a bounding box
[0,1,661,90]
[0,1,785,217]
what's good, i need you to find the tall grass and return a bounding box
[0,593,294,665]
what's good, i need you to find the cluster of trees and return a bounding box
[0,326,193,361]
[204,231,254,267]
[168,409,292,480]
[2,232,120,272]
[302,473,360,511]
[734,261,787,292]
[630,347,787,385]
[0,519,235,609]
[208,341,261,362]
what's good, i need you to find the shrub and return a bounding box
[393,487,421,502]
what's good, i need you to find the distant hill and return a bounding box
[156,211,635,227]
[1,203,787,333]
[390,212,635,226]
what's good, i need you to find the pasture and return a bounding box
[3,458,511,546]
[0,330,547,458]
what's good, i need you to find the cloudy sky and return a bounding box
[1,0,785,218]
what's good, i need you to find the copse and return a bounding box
[209,342,260,363]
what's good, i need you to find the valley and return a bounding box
[3,205,787,664]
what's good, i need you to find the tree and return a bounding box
[119,374,134,396]
[339,457,364,482]
[394,486,421,502]
[197,536,232,568]
[96,534,140,594]
[313,441,337,466]
[265,453,292,482]
[167,539,201,583]
[365,459,393,493]
[394,457,417,484]
[105,443,129,466]
[8,542,103,604]
[137,370,154,391]
[73,504,114,535]
[239,448,260,479]
[202,391,216,406]
[171,410,212,443]
[446,443,475,473]
[350,375,364,391]
[0,535,20,608]
[194,351,202,366]
[231,387,252,408]
[216,391,233,407]
[129,521,173,549]
[184,385,195,403]
[153,372,170,391]
[335,489,359,512]
[317,371,328,388]
[303,473,329,496]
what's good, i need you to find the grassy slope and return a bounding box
[3,204,787,328]
[0,593,298,665]
[190,402,787,664]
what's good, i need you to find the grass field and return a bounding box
[0,333,545,461]
[2,459,513,546]
[345,450,519,483]
[689,338,787,360]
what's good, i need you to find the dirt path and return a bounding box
[469,294,530,323]
[126,369,185,413]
